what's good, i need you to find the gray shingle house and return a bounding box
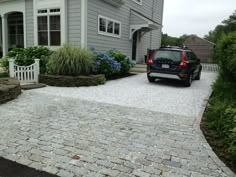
[0,0,164,63]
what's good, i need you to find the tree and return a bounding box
[161,33,190,47]
[204,10,236,43]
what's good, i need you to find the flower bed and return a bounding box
[0,78,21,104]
[39,74,106,87]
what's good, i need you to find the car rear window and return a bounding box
[153,50,182,61]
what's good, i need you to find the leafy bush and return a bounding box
[0,47,52,74]
[95,52,121,78]
[107,50,133,76]
[47,44,95,76]
[0,72,9,78]
[215,32,236,81]
[206,75,236,161]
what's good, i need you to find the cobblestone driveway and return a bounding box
[0,73,235,177]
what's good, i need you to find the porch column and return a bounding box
[2,15,8,56]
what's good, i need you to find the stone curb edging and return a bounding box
[0,78,21,104]
[193,87,236,177]
[39,74,106,87]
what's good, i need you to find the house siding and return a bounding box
[87,0,164,63]
[87,0,131,57]
[67,0,81,44]
[25,0,34,47]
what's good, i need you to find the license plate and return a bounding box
[162,64,170,68]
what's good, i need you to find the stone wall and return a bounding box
[39,74,106,87]
[0,78,21,104]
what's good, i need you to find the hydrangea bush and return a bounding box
[95,52,121,78]
[108,50,133,76]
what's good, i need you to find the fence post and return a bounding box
[34,59,40,83]
[8,58,15,78]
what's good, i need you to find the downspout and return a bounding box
[81,0,87,48]
[150,0,155,49]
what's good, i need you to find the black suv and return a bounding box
[147,47,202,87]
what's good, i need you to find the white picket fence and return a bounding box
[201,63,219,72]
[9,59,40,84]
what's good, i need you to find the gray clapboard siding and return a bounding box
[87,0,131,57]
[151,29,162,49]
[67,0,81,44]
[130,11,147,25]
[25,0,34,47]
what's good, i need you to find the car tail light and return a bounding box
[147,51,156,65]
[179,52,188,69]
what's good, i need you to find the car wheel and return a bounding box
[184,73,193,87]
[195,70,201,80]
[148,76,156,83]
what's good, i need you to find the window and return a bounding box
[99,18,106,32]
[37,8,61,46]
[186,52,197,61]
[132,0,142,5]
[98,15,121,38]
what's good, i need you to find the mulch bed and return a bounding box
[201,116,236,174]
[0,157,58,177]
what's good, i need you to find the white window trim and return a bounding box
[33,0,67,48]
[132,0,142,5]
[98,15,121,38]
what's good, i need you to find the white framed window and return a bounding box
[98,15,121,38]
[132,0,142,5]
[37,8,61,46]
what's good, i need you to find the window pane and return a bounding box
[38,9,47,14]
[38,32,48,45]
[9,25,16,34]
[50,31,61,46]
[50,8,60,13]
[107,21,113,33]
[114,23,120,35]
[50,15,60,30]
[38,16,48,31]
[17,25,24,34]
[99,18,106,32]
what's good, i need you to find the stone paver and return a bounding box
[0,73,235,177]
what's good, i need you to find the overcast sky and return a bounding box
[162,0,236,37]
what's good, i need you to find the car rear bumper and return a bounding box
[149,73,181,80]
[148,72,188,81]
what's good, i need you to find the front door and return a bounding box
[132,31,138,61]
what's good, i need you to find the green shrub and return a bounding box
[47,44,95,76]
[0,72,9,78]
[107,50,133,76]
[215,32,236,81]
[0,47,52,74]
[206,76,236,161]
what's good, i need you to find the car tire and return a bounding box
[184,73,193,87]
[195,69,202,80]
[148,76,156,83]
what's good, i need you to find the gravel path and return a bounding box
[0,72,235,177]
[30,72,217,118]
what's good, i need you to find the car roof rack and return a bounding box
[161,45,190,50]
